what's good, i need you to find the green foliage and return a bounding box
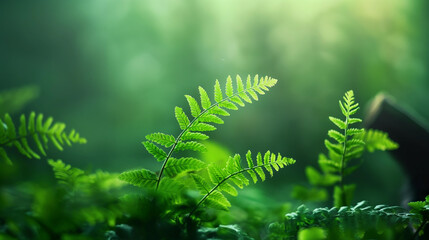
[0,84,413,240]
[0,112,87,165]
[119,75,294,219]
[1,159,124,239]
[121,75,278,188]
[359,129,399,152]
[46,160,124,225]
[269,201,417,240]
[294,90,398,207]
[189,151,295,216]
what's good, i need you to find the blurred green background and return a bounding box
[1,0,428,206]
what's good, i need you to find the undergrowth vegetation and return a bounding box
[0,76,427,240]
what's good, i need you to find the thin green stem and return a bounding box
[155,84,266,190]
[413,219,428,240]
[188,162,277,218]
[1,130,49,147]
[339,113,349,206]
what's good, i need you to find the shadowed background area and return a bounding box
[1,0,428,206]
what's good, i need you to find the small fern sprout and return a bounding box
[302,90,398,207]
[0,112,86,164]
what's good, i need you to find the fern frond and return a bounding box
[119,74,281,210]
[189,150,295,216]
[0,112,86,164]
[143,75,278,190]
[329,91,362,206]
[310,90,399,207]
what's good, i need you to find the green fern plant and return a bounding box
[0,112,87,165]
[296,90,398,207]
[119,75,295,215]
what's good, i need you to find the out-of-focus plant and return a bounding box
[0,112,86,165]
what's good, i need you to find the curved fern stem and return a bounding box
[0,129,65,147]
[413,220,428,240]
[188,162,276,217]
[155,78,275,190]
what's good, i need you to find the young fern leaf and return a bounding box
[0,112,86,164]
[307,90,398,207]
[127,75,278,191]
[189,150,295,217]
[329,91,363,206]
